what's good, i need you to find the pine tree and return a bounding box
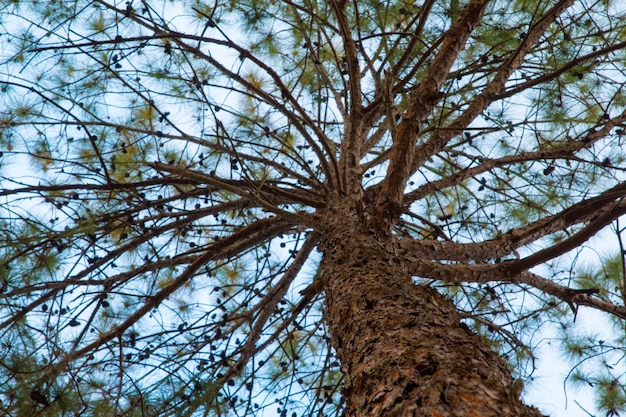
[1,0,626,416]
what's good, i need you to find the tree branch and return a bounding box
[398,181,626,262]
[503,200,626,275]
[516,271,626,319]
[404,257,626,319]
[331,0,365,195]
[379,0,491,211]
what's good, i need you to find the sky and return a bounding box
[1,2,624,416]
[526,309,603,417]
[524,226,624,417]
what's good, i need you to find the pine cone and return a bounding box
[30,388,49,407]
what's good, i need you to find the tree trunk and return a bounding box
[319,204,545,417]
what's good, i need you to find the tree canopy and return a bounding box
[1,0,626,416]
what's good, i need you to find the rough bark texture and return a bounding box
[319,201,544,417]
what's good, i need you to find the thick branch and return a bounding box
[399,181,626,262]
[403,257,626,319]
[503,200,626,275]
[379,0,490,209]
[331,0,365,195]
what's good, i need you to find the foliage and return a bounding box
[1,0,626,415]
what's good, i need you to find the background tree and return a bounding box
[1,0,626,416]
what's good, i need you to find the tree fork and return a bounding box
[319,205,543,416]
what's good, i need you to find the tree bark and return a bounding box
[319,204,545,417]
